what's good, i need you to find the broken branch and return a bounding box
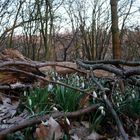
[0,104,100,139]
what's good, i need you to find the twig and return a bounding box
[91,77,128,140]
[76,59,124,76]
[0,60,87,75]
[81,59,140,66]
[77,59,140,78]
[0,68,87,93]
[37,62,87,75]
[0,104,100,139]
[124,68,140,77]
[103,96,128,140]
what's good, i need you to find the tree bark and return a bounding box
[110,0,121,59]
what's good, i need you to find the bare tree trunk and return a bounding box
[9,0,24,48]
[110,0,121,59]
[91,8,96,60]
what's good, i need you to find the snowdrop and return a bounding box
[115,96,118,100]
[81,82,85,88]
[28,98,32,106]
[119,97,123,102]
[98,106,105,116]
[92,91,97,98]
[98,106,104,110]
[52,77,56,81]
[132,93,135,99]
[57,76,61,81]
[76,75,80,86]
[24,91,27,96]
[66,74,68,79]
[55,72,58,77]
[52,71,55,75]
[65,117,70,125]
[117,102,119,107]
[48,84,53,91]
[53,106,58,111]
[76,75,80,81]
[103,94,107,100]
[101,109,105,116]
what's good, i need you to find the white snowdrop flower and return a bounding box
[48,84,53,91]
[98,106,104,110]
[23,91,27,96]
[103,94,107,100]
[55,72,58,77]
[92,91,97,98]
[132,94,135,98]
[101,109,105,116]
[120,97,123,102]
[65,117,70,125]
[57,76,61,80]
[117,102,119,107]
[81,82,85,88]
[66,74,68,78]
[76,75,80,81]
[53,106,58,111]
[98,106,105,115]
[116,92,119,95]
[28,98,32,106]
[52,77,56,81]
[52,71,55,75]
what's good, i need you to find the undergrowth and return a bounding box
[8,72,140,139]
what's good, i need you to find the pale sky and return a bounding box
[56,0,140,33]
[1,0,140,35]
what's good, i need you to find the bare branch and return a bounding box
[0,104,100,139]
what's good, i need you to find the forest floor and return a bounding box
[0,49,140,140]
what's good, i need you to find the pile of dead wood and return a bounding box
[0,48,140,89]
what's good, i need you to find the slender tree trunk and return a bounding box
[9,0,24,48]
[91,8,96,60]
[110,0,121,59]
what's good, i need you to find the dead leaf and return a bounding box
[0,49,45,85]
[35,117,63,140]
[86,131,107,140]
[71,134,81,140]
[0,49,28,61]
[79,94,90,108]
[0,94,20,129]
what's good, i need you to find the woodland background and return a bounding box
[0,0,140,61]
